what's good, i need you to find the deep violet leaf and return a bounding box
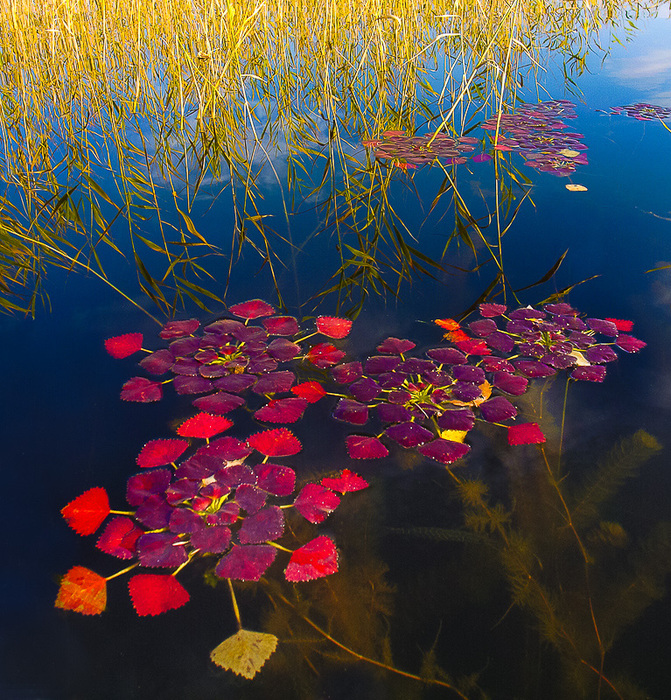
[468,319,498,337]
[96,516,143,558]
[126,469,172,506]
[586,318,619,336]
[333,398,369,425]
[136,532,188,568]
[254,463,296,496]
[387,389,411,404]
[177,413,233,439]
[451,382,483,403]
[139,348,173,375]
[545,303,576,315]
[291,381,326,403]
[190,525,232,553]
[267,338,301,361]
[349,377,381,402]
[215,544,277,581]
[173,375,214,395]
[377,403,411,423]
[615,334,646,353]
[252,371,295,395]
[247,356,279,374]
[262,315,300,336]
[571,365,606,382]
[452,365,486,384]
[437,408,475,431]
[385,422,434,448]
[493,372,528,396]
[193,391,246,415]
[485,331,515,353]
[128,574,190,616]
[479,396,517,422]
[159,319,200,339]
[376,337,416,354]
[169,337,201,357]
[364,355,401,374]
[426,347,467,364]
[307,343,346,368]
[480,357,515,373]
[316,316,352,339]
[514,360,556,378]
[134,495,172,529]
[584,345,619,364]
[169,508,205,534]
[509,307,546,320]
[254,397,308,424]
[104,333,143,359]
[235,484,268,514]
[215,463,256,489]
[55,566,107,615]
[164,481,203,507]
[136,439,189,468]
[320,469,369,493]
[229,299,275,319]
[238,506,285,544]
[121,377,163,403]
[331,362,363,383]
[204,318,245,335]
[204,436,253,461]
[293,483,340,523]
[345,435,390,459]
[171,357,200,376]
[418,438,470,465]
[285,536,338,582]
[213,374,257,393]
[472,153,492,163]
[247,428,302,457]
[61,487,110,535]
[508,423,546,446]
[541,352,576,370]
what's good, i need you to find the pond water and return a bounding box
[2,5,671,699]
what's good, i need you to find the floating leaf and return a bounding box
[136,439,190,468]
[321,469,369,493]
[267,338,301,361]
[235,484,268,514]
[331,362,363,383]
[177,413,233,439]
[252,371,295,395]
[134,495,172,529]
[493,372,528,396]
[190,525,232,553]
[333,398,369,425]
[210,629,278,679]
[128,574,190,616]
[139,349,174,375]
[193,392,246,415]
[385,421,434,448]
[453,365,486,384]
[437,408,475,431]
[229,299,275,319]
[96,517,142,559]
[121,377,163,402]
[126,469,171,506]
[345,435,389,459]
[215,544,277,581]
[285,536,338,582]
[376,337,416,354]
[307,343,346,368]
[479,396,517,422]
[291,381,326,403]
[262,316,300,336]
[169,508,204,533]
[316,316,353,339]
[61,487,110,535]
[159,319,199,339]
[349,377,382,402]
[104,333,143,359]
[377,403,411,423]
[508,423,546,445]
[586,318,619,336]
[254,397,308,424]
[565,183,588,191]
[584,345,618,364]
[247,428,302,457]
[206,436,253,460]
[364,355,401,374]
[479,303,507,318]
[136,532,188,568]
[571,365,606,382]
[254,463,296,496]
[238,506,285,544]
[55,566,107,615]
[615,334,646,353]
[293,483,340,523]
[605,318,634,332]
[418,438,470,464]
[173,375,213,395]
[213,374,257,393]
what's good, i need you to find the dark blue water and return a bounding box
[3,15,671,700]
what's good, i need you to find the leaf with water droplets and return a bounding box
[229,299,275,319]
[307,342,346,368]
[285,536,338,582]
[96,517,143,558]
[254,398,308,424]
[291,381,326,403]
[293,483,340,523]
[316,316,352,339]
[177,413,233,439]
[418,438,470,464]
[247,428,302,456]
[345,435,389,459]
[160,319,200,339]
[508,423,546,445]
[215,544,277,581]
[320,469,369,493]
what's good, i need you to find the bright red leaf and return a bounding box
[128,574,190,616]
[177,413,233,439]
[293,483,340,523]
[508,423,547,446]
[120,377,163,402]
[320,469,369,493]
[104,333,143,359]
[316,316,352,339]
[307,343,346,368]
[291,381,326,403]
[247,428,302,457]
[254,398,308,424]
[136,439,190,468]
[229,299,275,319]
[96,517,143,559]
[285,536,338,582]
[55,566,107,615]
[605,318,634,332]
[61,487,110,535]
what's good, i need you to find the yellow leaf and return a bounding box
[210,629,278,679]
[559,148,580,158]
[440,429,468,443]
[565,183,588,192]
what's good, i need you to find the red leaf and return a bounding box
[215,544,277,581]
[307,343,346,368]
[605,318,634,332]
[120,377,163,402]
[128,574,190,616]
[434,318,460,331]
[508,423,547,446]
[55,566,107,615]
[615,334,646,353]
[291,381,326,403]
[136,439,190,468]
[263,315,300,336]
[177,413,233,439]
[254,463,296,496]
[285,536,338,582]
[104,333,143,359]
[159,319,200,339]
[229,299,275,319]
[320,469,369,493]
[345,435,389,459]
[247,428,302,457]
[96,517,143,559]
[455,338,492,356]
[316,316,352,339]
[61,487,110,535]
[293,483,340,523]
[254,398,308,424]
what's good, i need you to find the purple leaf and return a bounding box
[190,525,232,553]
[541,352,576,369]
[173,375,213,395]
[126,469,171,506]
[252,371,295,395]
[121,377,163,402]
[169,508,204,533]
[377,403,412,423]
[514,360,556,378]
[254,397,308,424]
[235,484,268,514]
[345,435,390,459]
[492,372,528,396]
[213,374,257,393]
[485,331,515,353]
[479,303,507,317]
[238,506,285,544]
[418,438,470,464]
[479,396,517,422]
[468,319,498,337]
[202,436,253,460]
[215,544,277,581]
[364,356,401,374]
[267,338,301,361]
[254,463,296,496]
[452,365,486,384]
[139,349,173,375]
[331,362,363,384]
[192,391,245,415]
[586,318,619,336]
[134,495,172,529]
[293,483,340,523]
[451,382,483,402]
[437,408,475,431]
[385,422,434,448]
[165,479,199,506]
[349,377,382,402]
[262,316,300,336]
[333,398,369,425]
[426,347,468,364]
[376,337,416,354]
[615,335,646,353]
[571,365,606,382]
[136,532,188,568]
[584,345,618,364]
[216,463,256,489]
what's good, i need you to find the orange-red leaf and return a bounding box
[291,381,327,403]
[55,566,107,615]
[128,574,190,616]
[61,487,110,535]
[177,413,233,439]
[434,318,460,331]
[104,333,143,358]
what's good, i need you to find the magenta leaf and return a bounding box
[126,469,171,506]
[159,319,200,339]
[492,372,528,396]
[252,371,295,395]
[508,423,546,445]
[247,428,302,457]
[285,536,338,582]
[376,337,416,354]
[571,365,606,382]
[96,517,143,559]
[307,343,346,368]
[173,375,213,395]
[192,391,245,415]
[262,315,300,336]
[333,398,370,425]
[331,362,363,383]
[139,348,173,375]
[213,374,257,393]
[320,469,369,493]
[254,397,308,424]
[235,484,268,514]
[479,396,517,422]
[478,303,506,317]
[238,506,285,544]
[437,408,475,431]
[418,438,470,464]
[121,377,163,402]
[254,463,296,496]
[169,508,204,533]
[229,299,275,319]
[267,338,301,361]
[615,334,646,353]
[136,439,189,468]
[136,532,188,568]
[105,333,143,359]
[316,316,352,339]
[190,525,232,553]
[215,544,277,581]
[385,422,434,448]
[293,483,340,523]
[204,436,254,460]
[345,435,389,459]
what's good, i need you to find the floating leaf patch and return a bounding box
[320,469,369,493]
[345,435,389,459]
[418,438,470,465]
[316,316,353,339]
[293,483,340,523]
[254,397,308,424]
[215,544,277,581]
[177,413,233,439]
[307,342,346,368]
[508,423,546,445]
[291,381,326,403]
[210,629,278,679]
[55,566,107,615]
[128,574,190,616]
[192,392,246,415]
[136,439,190,468]
[61,487,110,535]
[262,316,300,336]
[159,319,200,339]
[121,377,163,402]
[104,333,143,359]
[229,299,275,319]
[96,517,143,559]
[247,428,302,457]
[285,536,338,582]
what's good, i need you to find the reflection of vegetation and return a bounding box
[0,0,661,315]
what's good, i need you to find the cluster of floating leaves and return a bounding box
[362,131,491,169]
[482,100,588,177]
[330,302,645,464]
[608,103,671,121]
